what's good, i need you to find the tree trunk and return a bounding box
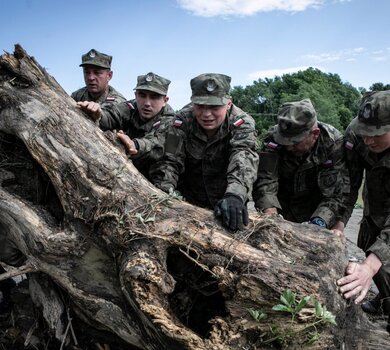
[0,44,387,349]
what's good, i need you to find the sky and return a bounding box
[1,0,390,110]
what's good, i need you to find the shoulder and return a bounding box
[106,86,127,103]
[262,126,282,151]
[71,87,88,101]
[228,104,256,130]
[318,122,344,151]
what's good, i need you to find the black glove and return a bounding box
[214,193,248,231]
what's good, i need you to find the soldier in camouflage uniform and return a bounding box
[150,73,259,231]
[337,91,390,331]
[78,72,174,179]
[252,99,348,233]
[71,49,126,107]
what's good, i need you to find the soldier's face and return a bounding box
[362,130,390,153]
[193,101,232,136]
[135,90,169,120]
[286,129,319,156]
[83,66,112,96]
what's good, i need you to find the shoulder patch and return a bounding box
[173,119,183,128]
[265,141,280,150]
[322,159,333,168]
[106,96,116,102]
[152,120,161,129]
[126,102,135,110]
[233,118,245,128]
[345,141,354,151]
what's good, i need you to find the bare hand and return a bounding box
[336,254,382,303]
[76,101,102,121]
[117,130,138,155]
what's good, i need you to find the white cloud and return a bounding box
[302,47,366,63]
[248,66,317,81]
[177,0,323,17]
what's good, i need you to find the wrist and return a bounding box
[364,253,382,276]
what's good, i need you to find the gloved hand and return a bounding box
[309,216,327,228]
[214,193,248,231]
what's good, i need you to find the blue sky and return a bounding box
[2,0,389,110]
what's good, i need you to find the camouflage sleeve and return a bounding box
[311,135,350,227]
[367,228,390,267]
[149,120,186,193]
[225,114,259,203]
[99,102,132,131]
[132,117,174,161]
[252,137,282,211]
[340,128,364,225]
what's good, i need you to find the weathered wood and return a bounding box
[0,44,388,349]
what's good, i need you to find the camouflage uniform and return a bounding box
[98,72,173,178]
[71,85,126,107]
[71,49,126,107]
[99,100,175,177]
[253,99,348,228]
[342,91,390,311]
[151,104,259,209]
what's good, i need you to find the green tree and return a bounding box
[231,68,362,135]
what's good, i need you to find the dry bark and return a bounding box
[0,44,388,349]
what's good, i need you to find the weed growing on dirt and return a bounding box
[248,289,336,347]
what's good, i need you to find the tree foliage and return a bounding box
[231,68,363,138]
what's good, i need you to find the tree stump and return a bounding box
[0,44,388,349]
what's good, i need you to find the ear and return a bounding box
[226,99,233,110]
[107,70,113,81]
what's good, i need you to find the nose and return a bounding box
[85,73,96,81]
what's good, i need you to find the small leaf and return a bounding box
[307,331,320,345]
[295,296,311,313]
[315,299,323,317]
[272,304,290,312]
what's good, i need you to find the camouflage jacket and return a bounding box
[253,122,349,228]
[150,104,259,209]
[342,123,390,264]
[99,101,175,178]
[71,85,126,108]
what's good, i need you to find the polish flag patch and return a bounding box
[126,102,135,109]
[322,159,333,168]
[173,119,183,127]
[233,118,244,127]
[266,141,279,150]
[106,97,116,101]
[153,121,161,129]
[345,141,354,150]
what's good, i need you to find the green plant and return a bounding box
[249,289,337,347]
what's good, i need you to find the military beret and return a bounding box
[80,49,112,69]
[190,73,231,106]
[274,98,317,146]
[350,90,390,136]
[134,72,171,95]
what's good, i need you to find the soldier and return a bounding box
[337,90,390,331]
[78,72,174,179]
[71,49,126,107]
[150,73,259,231]
[252,98,348,235]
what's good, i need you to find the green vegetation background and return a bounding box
[231,67,390,140]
